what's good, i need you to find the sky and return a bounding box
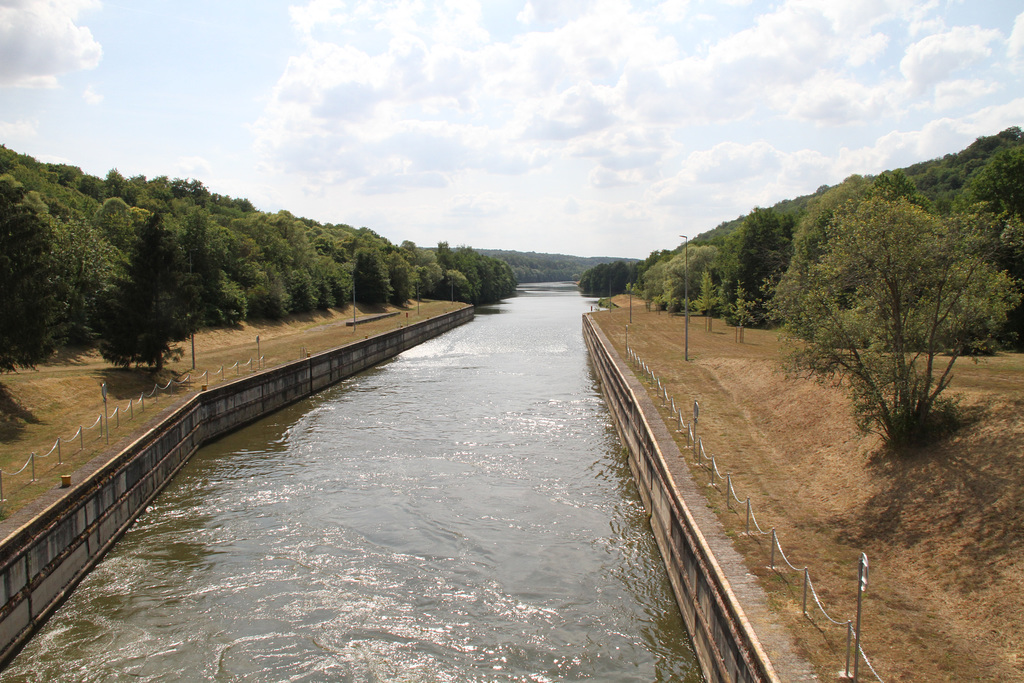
[2,1,1023,259]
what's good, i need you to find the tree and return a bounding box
[719,207,794,323]
[353,247,391,305]
[0,175,58,370]
[98,213,192,371]
[730,283,754,342]
[776,197,1019,447]
[967,145,1024,220]
[968,147,1024,347]
[694,269,719,331]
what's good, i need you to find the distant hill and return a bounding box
[477,250,637,283]
[695,126,1024,243]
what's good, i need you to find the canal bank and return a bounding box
[583,313,815,682]
[0,307,474,669]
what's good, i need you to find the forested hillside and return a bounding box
[582,127,1024,446]
[477,250,634,283]
[0,146,516,372]
[583,127,1023,324]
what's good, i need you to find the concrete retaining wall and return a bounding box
[0,307,473,668]
[583,314,780,683]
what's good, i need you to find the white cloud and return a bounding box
[176,156,213,178]
[933,78,1000,111]
[0,117,38,138]
[1009,11,1024,68]
[0,0,102,88]
[517,0,601,26]
[448,192,509,216]
[780,71,897,125]
[521,81,618,140]
[681,141,782,184]
[82,84,102,104]
[900,25,1001,94]
[247,0,1022,257]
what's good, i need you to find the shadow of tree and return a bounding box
[843,396,1024,592]
[0,382,38,442]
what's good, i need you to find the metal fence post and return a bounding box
[802,568,809,615]
[770,528,777,570]
[854,553,868,682]
[845,621,853,679]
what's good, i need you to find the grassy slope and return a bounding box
[593,297,1024,682]
[0,300,467,515]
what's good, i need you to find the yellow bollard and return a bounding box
[60,474,71,488]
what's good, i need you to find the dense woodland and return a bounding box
[0,147,516,372]
[581,127,1024,445]
[582,127,1024,337]
[477,250,632,283]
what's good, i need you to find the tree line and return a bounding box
[581,127,1024,447]
[478,249,634,284]
[0,146,516,372]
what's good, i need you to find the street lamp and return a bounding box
[679,235,689,362]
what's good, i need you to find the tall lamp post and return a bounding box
[679,235,689,362]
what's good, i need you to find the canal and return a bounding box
[3,283,700,682]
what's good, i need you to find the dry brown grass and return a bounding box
[0,300,467,516]
[595,297,1024,682]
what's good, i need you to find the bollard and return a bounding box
[61,474,71,488]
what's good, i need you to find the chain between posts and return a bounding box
[628,348,883,683]
[0,353,259,504]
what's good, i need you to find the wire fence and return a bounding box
[626,344,883,683]
[0,355,265,504]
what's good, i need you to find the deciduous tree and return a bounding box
[0,175,58,370]
[777,197,1019,447]
[98,213,192,371]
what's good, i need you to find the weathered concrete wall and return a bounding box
[0,307,473,668]
[583,314,783,683]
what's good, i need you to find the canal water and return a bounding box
[3,283,700,682]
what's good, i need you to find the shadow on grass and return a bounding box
[0,383,38,442]
[845,396,1024,589]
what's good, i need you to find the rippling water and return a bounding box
[3,283,700,682]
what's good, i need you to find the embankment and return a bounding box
[0,307,473,668]
[583,313,813,683]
